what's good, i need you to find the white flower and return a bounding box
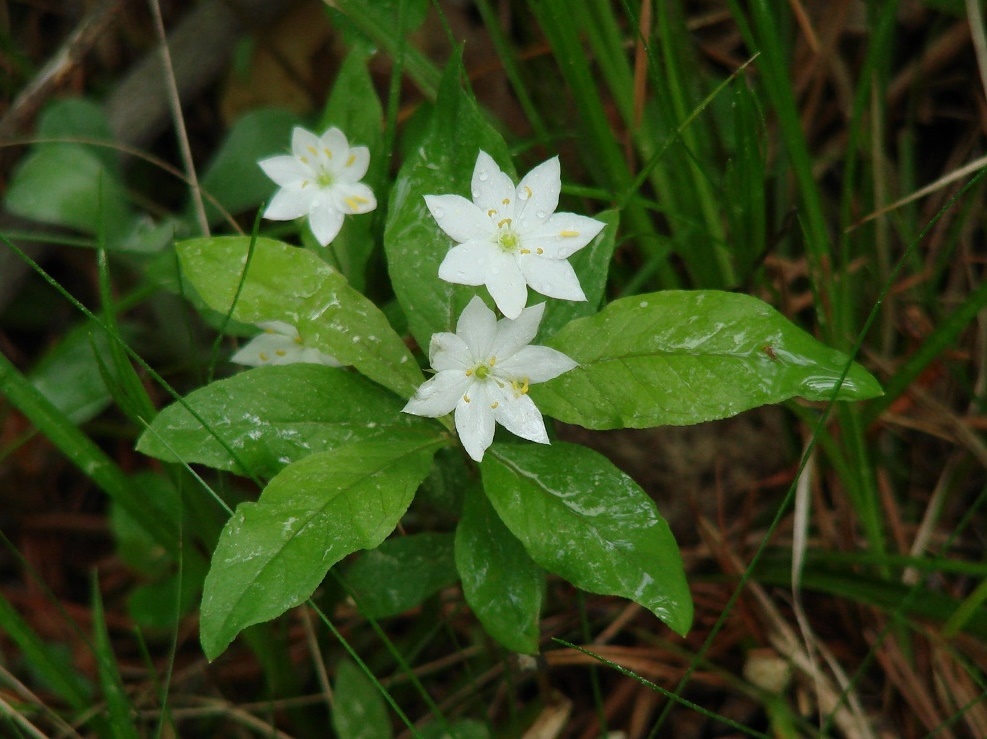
[259,126,376,246]
[402,297,576,462]
[231,321,343,368]
[426,151,605,319]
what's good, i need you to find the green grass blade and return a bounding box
[90,577,140,739]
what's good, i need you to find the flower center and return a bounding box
[492,216,521,253]
[317,170,334,188]
[474,364,490,379]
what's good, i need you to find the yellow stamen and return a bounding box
[511,378,530,396]
[300,156,308,164]
[346,153,355,166]
[490,401,499,409]
[465,369,473,377]
[345,195,370,211]
[497,218,512,228]
[323,148,332,158]
[489,357,496,365]
[463,394,471,403]
[275,349,287,357]
[259,352,269,362]
[524,185,533,198]
[294,336,303,344]
[487,208,497,217]
[536,247,544,254]
[519,248,531,255]
[502,198,510,205]
[560,230,579,238]
[307,145,318,155]
[301,180,310,188]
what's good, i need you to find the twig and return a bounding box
[146,0,209,237]
[0,0,122,143]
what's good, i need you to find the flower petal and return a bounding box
[519,256,586,302]
[471,151,517,222]
[258,155,307,187]
[515,156,561,231]
[263,186,316,221]
[299,346,345,367]
[526,212,606,258]
[497,344,577,383]
[489,302,545,360]
[485,253,529,319]
[341,145,370,181]
[492,392,549,444]
[438,241,490,287]
[231,332,299,366]
[291,127,323,162]
[456,295,497,360]
[308,201,345,245]
[333,182,377,214]
[320,127,349,162]
[455,383,496,461]
[429,331,472,372]
[256,321,298,337]
[403,371,472,418]
[425,194,493,243]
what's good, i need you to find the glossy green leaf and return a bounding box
[455,488,544,654]
[346,533,457,619]
[331,661,393,739]
[196,108,299,225]
[481,442,692,636]
[383,54,514,349]
[5,144,132,243]
[176,236,422,398]
[137,364,439,478]
[538,209,619,339]
[532,290,884,429]
[200,437,444,660]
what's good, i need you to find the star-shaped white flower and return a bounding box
[259,126,376,246]
[231,321,343,368]
[402,297,576,462]
[425,151,605,319]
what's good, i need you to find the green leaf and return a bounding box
[331,661,393,739]
[383,53,514,349]
[345,533,457,619]
[137,364,440,478]
[29,321,114,424]
[195,108,299,225]
[455,488,544,654]
[481,442,692,636]
[5,144,132,242]
[200,437,444,660]
[110,473,180,577]
[319,49,384,175]
[538,209,619,339]
[532,290,884,429]
[37,97,119,173]
[176,236,422,398]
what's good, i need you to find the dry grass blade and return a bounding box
[698,517,877,739]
